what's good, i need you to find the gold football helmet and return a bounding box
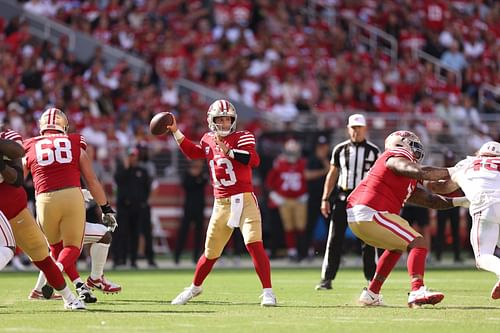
[207,99,237,137]
[39,108,69,134]
[384,130,424,162]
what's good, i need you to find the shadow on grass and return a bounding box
[0,308,216,314]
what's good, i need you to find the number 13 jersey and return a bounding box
[24,133,87,195]
[179,131,259,198]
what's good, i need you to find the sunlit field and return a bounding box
[1,267,499,333]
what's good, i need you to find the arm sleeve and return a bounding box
[235,132,260,167]
[179,139,205,159]
[232,149,251,165]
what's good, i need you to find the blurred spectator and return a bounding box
[173,159,207,265]
[301,135,330,260]
[112,147,154,268]
[434,149,462,263]
[440,41,467,72]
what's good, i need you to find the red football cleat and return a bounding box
[408,286,444,308]
[28,289,62,300]
[86,275,122,294]
[490,280,500,300]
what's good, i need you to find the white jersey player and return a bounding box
[428,141,500,300]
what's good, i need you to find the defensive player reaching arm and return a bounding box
[1,128,85,310]
[427,141,500,300]
[167,100,276,306]
[346,130,469,307]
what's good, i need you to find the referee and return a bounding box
[316,114,380,290]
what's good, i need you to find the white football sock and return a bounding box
[476,254,500,277]
[90,243,110,280]
[34,270,48,291]
[57,286,73,302]
[263,288,273,294]
[0,247,14,270]
[72,277,84,286]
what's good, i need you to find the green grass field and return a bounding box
[0,267,499,333]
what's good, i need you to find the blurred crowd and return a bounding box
[1,1,498,147]
[1,0,500,266]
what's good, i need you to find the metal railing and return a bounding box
[478,83,500,113]
[175,78,257,122]
[0,0,150,77]
[348,19,398,67]
[413,49,462,88]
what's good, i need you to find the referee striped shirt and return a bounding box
[331,139,380,191]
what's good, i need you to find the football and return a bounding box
[149,112,174,136]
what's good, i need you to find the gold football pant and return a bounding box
[205,192,262,259]
[349,212,422,252]
[36,187,85,247]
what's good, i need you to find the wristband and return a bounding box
[172,129,185,142]
[322,198,329,202]
[227,149,235,159]
[100,202,114,214]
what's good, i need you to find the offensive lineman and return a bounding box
[347,130,469,307]
[1,127,84,310]
[23,107,118,304]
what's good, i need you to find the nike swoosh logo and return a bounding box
[16,219,24,224]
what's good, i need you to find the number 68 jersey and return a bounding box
[450,155,500,213]
[179,131,259,198]
[24,133,87,195]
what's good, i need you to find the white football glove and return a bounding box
[81,189,94,202]
[100,203,118,232]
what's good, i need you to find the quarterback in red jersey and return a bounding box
[0,127,84,310]
[346,130,469,307]
[167,99,276,306]
[23,108,117,304]
[266,139,308,260]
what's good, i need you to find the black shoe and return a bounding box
[76,282,97,303]
[41,284,55,299]
[148,260,158,268]
[315,280,332,290]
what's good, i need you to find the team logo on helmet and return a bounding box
[207,99,237,137]
[39,108,69,135]
[384,130,425,162]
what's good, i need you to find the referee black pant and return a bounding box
[320,199,378,283]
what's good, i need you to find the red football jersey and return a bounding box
[347,148,418,214]
[179,130,259,198]
[0,129,27,219]
[24,133,87,195]
[265,157,307,199]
